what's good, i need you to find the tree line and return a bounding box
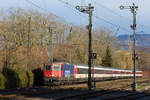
[0,8,149,72]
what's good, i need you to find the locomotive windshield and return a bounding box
[45,65,51,70]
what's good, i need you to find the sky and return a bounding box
[0,0,150,36]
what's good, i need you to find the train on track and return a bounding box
[43,62,143,85]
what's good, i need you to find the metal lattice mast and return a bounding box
[48,27,53,64]
[27,17,31,70]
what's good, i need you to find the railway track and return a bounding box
[0,78,150,100]
[47,77,135,86]
[100,91,150,100]
[50,79,150,100]
[46,77,146,89]
[52,88,150,100]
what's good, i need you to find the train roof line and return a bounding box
[75,65,142,72]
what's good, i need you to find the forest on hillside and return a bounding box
[0,8,149,72]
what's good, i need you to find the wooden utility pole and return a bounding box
[76,3,94,90]
[120,3,138,91]
[88,3,93,90]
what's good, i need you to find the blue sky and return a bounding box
[0,0,150,36]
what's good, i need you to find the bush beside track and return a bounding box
[0,67,37,89]
[0,73,6,89]
[2,68,20,89]
[26,71,34,87]
[32,68,44,86]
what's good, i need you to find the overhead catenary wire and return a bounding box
[56,0,99,28]
[24,0,131,35]
[94,1,130,20]
[24,0,148,38]
[56,0,133,35]
[94,15,132,34]
[24,0,80,43]
[57,0,86,17]
[56,0,150,62]
[93,1,149,48]
[94,1,150,33]
[24,0,75,27]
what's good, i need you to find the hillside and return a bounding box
[117,34,150,52]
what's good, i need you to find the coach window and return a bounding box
[107,70,112,74]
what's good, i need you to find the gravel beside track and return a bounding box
[53,90,150,100]
[0,78,150,100]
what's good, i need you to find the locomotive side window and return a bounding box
[45,65,51,70]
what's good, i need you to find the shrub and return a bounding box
[2,67,28,89]
[0,73,6,89]
[32,68,43,86]
[26,71,34,87]
[2,67,19,89]
[17,71,28,88]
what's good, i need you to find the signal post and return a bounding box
[120,3,138,91]
[76,3,95,90]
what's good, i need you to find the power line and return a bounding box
[24,0,49,13]
[94,15,132,33]
[94,1,130,20]
[57,0,85,17]
[56,0,99,28]
[94,1,150,33]
[57,0,89,19]
[56,0,132,35]
[24,0,74,26]
[24,0,147,37]
[25,0,131,35]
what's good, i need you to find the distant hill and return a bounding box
[117,34,150,52]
